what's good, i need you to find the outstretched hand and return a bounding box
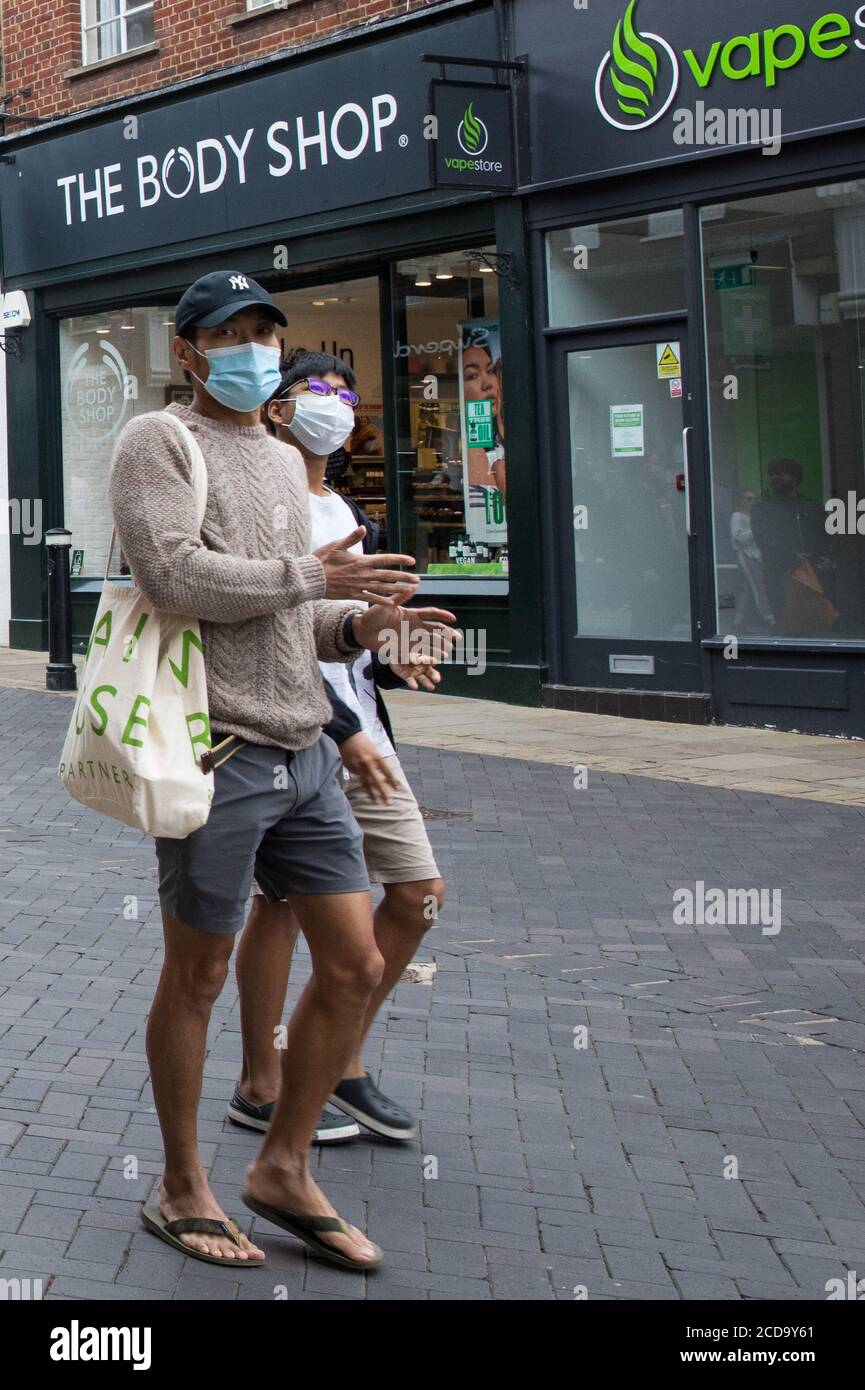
[314,527,420,604]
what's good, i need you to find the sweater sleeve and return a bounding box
[312,599,365,663]
[108,412,326,623]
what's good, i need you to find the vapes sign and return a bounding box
[431,81,514,190]
[515,0,865,183]
[595,0,865,131]
[0,8,497,277]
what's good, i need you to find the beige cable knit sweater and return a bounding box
[108,403,361,751]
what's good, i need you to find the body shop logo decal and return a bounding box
[161,147,196,199]
[64,338,133,443]
[457,102,488,155]
[595,0,680,130]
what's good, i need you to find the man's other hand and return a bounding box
[352,594,459,663]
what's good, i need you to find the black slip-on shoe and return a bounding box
[226,1089,360,1144]
[227,1089,274,1133]
[329,1074,418,1141]
[313,1110,362,1144]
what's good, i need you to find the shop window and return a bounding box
[268,277,386,536]
[393,249,506,578]
[60,306,185,578]
[82,1,155,66]
[546,212,687,327]
[702,184,865,641]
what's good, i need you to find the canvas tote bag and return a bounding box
[58,411,219,838]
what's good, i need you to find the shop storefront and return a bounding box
[0,0,544,704]
[514,0,865,734]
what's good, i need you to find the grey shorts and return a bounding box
[155,732,369,935]
[252,754,439,896]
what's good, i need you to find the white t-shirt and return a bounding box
[309,487,396,759]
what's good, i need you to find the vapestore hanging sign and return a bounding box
[430,81,514,189]
[0,7,496,278]
[514,0,865,182]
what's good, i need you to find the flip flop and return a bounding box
[140,1204,265,1267]
[241,1191,383,1271]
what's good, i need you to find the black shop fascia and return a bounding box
[0,0,543,707]
[511,0,865,736]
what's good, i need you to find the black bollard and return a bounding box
[45,528,77,692]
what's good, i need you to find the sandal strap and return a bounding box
[164,1217,243,1246]
[298,1214,351,1235]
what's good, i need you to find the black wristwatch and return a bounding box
[342,612,363,652]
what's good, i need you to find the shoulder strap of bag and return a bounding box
[105,410,209,581]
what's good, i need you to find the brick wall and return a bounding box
[0,0,441,127]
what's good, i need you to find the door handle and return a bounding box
[682,426,694,537]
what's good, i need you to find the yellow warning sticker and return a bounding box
[656,342,681,379]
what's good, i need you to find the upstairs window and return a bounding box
[82,0,155,66]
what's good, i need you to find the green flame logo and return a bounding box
[459,102,486,154]
[610,0,660,120]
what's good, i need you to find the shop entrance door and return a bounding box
[551,320,703,692]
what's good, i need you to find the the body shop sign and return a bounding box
[514,0,865,183]
[0,9,496,278]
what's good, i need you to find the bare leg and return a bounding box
[147,912,264,1261]
[236,895,300,1105]
[244,890,383,1263]
[236,878,445,1096]
[344,877,444,1078]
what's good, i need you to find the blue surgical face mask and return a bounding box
[185,340,282,413]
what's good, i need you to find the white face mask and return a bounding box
[286,393,355,455]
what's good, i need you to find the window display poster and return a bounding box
[458,317,507,545]
[610,404,645,458]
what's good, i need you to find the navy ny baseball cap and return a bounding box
[175,271,288,338]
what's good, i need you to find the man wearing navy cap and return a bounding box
[109,271,456,1271]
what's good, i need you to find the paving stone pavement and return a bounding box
[0,686,864,1302]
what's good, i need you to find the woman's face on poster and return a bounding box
[462,345,497,402]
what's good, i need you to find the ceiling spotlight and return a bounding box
[415,268,432,287]
[311,299,327,307]
[477,263,494,273]
[435,265,454,280]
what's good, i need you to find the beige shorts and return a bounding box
[252,754,439,893]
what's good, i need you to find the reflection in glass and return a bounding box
[61,306,183,577]
[393,249,505,575]
[546,211,687,327]
[702,183,865,639]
